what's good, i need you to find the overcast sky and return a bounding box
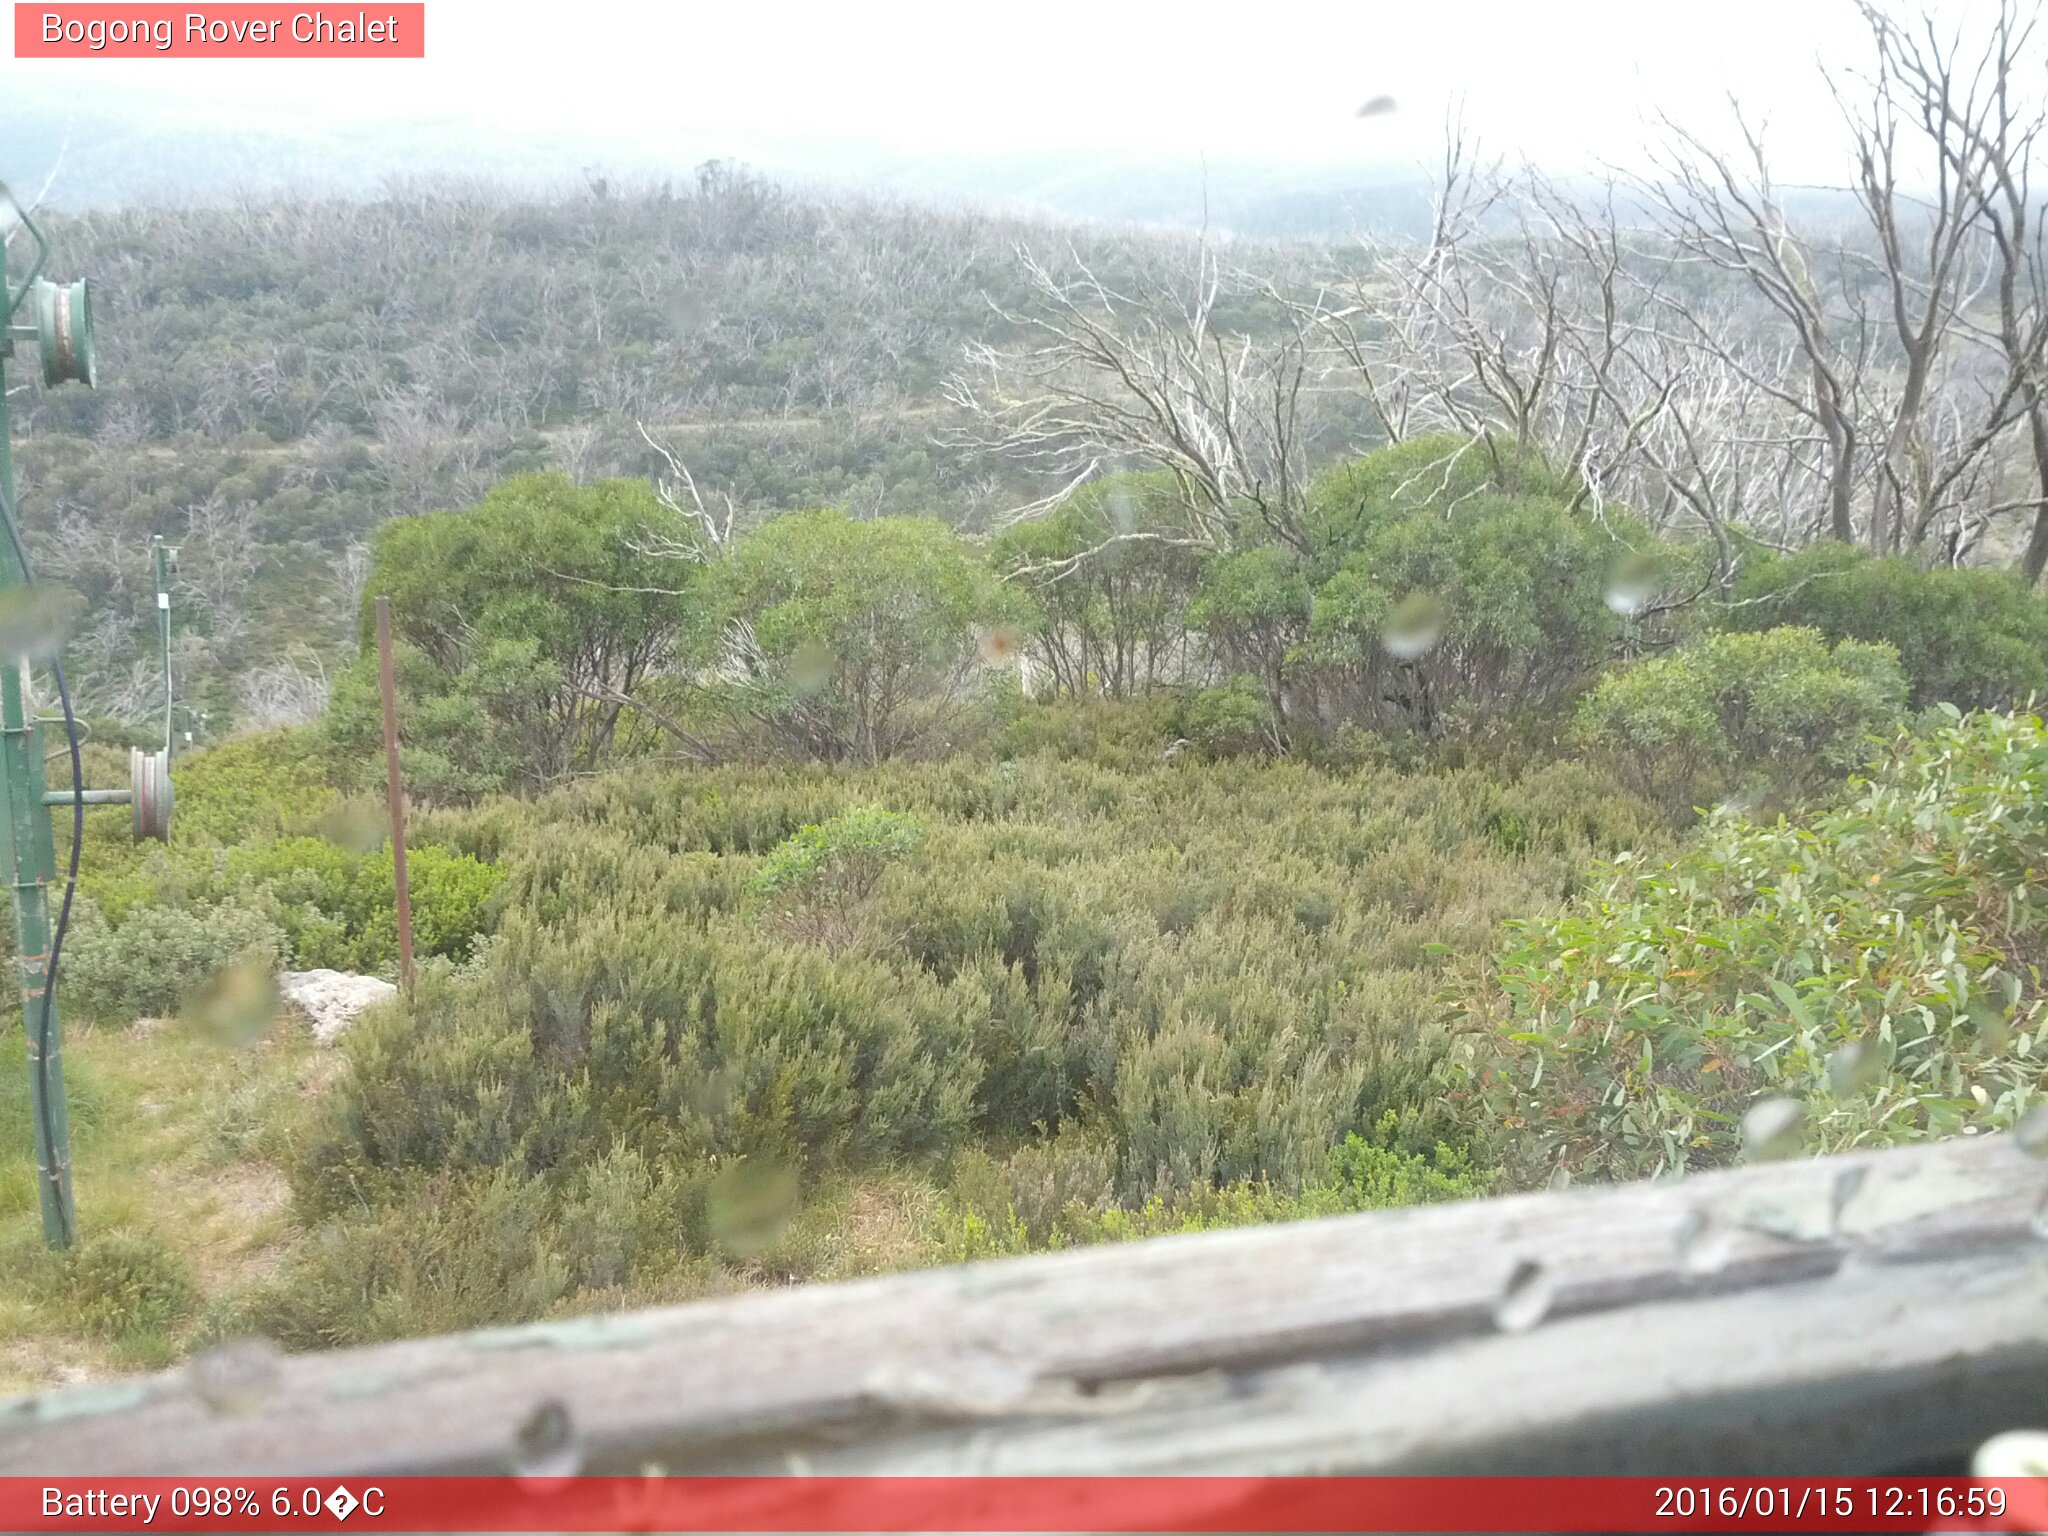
[3,0,2014,204]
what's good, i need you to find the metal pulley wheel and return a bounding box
[130,747,172,842]
[34,278,96,389]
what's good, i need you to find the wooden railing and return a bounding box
[3,1136,2043,1476]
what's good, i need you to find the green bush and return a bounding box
[1720,542,2048,710]
[1571,627,1909,817]
[1176,678,1276,758]
[747,807,927,949]
[1301,433,1578,559]
[936,1111,1491,1259]
[989,473,1208,700]
[44,1231,197,1341]
[1185,547,1311,724]
[78,830,501,978]
[1466,707,2048,1184]
[339,475,709,797]
[1308,486,1654,732]
[707,508,1016,761]
[230,838,501,971]
[234,1171,576,1350]
[748,807,927,902]
[293,903,984,1224]
[151,728,338,845]
[990,695,1186,769]
[69,728,337,918]
[277,748,1662,1344]
[61,898,284,1022]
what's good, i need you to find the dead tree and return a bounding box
[1859,0,2048,579]
[945,243,1320,556]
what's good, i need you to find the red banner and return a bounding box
[13,5,424,57]
[3,1477,2047,1533]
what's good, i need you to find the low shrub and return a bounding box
[1720,542,2048,710]
[1466,707,2048,1184]
[1571,627,1908,818]
[43,1230,197,1341]
[234,1171,577,1350]
[1176,678,1276,758]
[76,834,500,981]
[61,898,284,1023]
[934,1112,1491,1260]
[273,749,1661,1344]
[231,838,501,970]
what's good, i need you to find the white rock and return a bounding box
[279,969,399,1045]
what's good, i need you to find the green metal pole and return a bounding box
[0,235,74,1248]
[153,537,172,756]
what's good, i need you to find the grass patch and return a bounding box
[0,1012,319,1392]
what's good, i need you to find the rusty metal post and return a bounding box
[375,597,415,998]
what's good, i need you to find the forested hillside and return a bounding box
[24,1,2048,750]
[5,0,2048,1391]
[13,164,1260,733]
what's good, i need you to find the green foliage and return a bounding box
[1185,547,1312,719]
[1301,433,1578,559]
[271,746,1662,1343]
[61,898,284,1023]
[1178,678,1276,758]
[990,695,1188,769]
[235,1171,579,1349]
[75,830,500,986]
[1467,708,2048,1183]
[935,1112,1491,1259]
[989,473,1208,700]
[68,728,339,915]
[747,808,927,948]
[707,509,1012,761]
[324,641,510,804]
[335,474,706,796]
[1572,627,1909,817]
[229,839,502,971]
[41,1231,197,1342]
[1308,481,1651,731]
[1720,542,2048,710]
[154,729,339,844]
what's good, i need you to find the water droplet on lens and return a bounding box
[1829,1165,1868,1233]
[188,1337,284,1415]
[1741,1097,1804,1162]
[1973,1428,2048,1476]
[707,1155,799,1258]
[667,291,712,335]
[184,959,282,1048]
[1603,551,1662,618]
[978,625,1024,666]
[1382,592,1445,661]
[789,640,834,695]
[316,797,388,853]
[1492,1258,1552,1333]
[513,1399,584,1480]
[1106,488,1139,536]
[1676,1208,1734,1276]
[2014,1104,2048,1157]
[1826,1039,1881,1097]
[0,585,83,663]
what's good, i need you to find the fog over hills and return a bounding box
[3,73,1446,238]
[1,0,1887,234]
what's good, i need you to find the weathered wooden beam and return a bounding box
[4,1136,2043,1476]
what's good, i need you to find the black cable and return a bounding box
[0,481,80,1247]
[44,654,83,1245]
